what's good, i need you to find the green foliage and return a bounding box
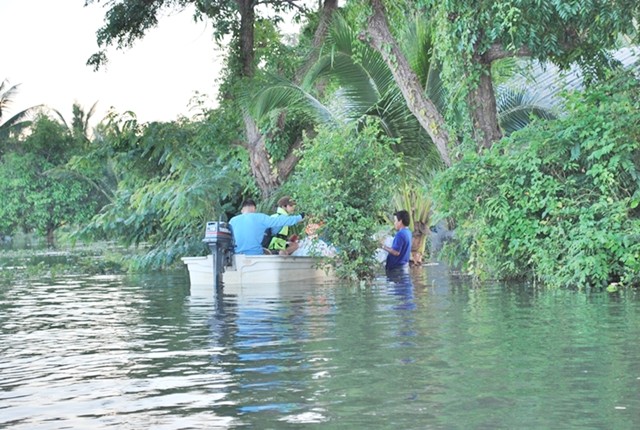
[250,12,444,173]
[80,107,255,270]
[433,70,640,289]
[261,108,311,162]
[254,18,307,80]
[292,120,402,280]
[0,116,100,245]
[426,0,639,84]
[404,0,640,149]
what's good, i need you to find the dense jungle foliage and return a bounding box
[435,71,640,289]
[2,0,640,286]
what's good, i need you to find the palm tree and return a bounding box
[49,104,119,203]
[249,13,444,174]
[250,14,562,174]
[50,101,99,146]
[0,79,41,142]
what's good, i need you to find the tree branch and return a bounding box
[255,0,306,13]
[484,43,532,62]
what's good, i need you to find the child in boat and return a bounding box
[267,196,301,255]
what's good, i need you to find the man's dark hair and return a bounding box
[241,199,257,208]
[395,210,410,227]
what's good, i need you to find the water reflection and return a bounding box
[1,259,640,429]
[386,267,416,311]
[197,283,335,426]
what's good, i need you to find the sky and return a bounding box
[1,0,224,125]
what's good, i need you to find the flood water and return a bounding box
[1,259,640,429]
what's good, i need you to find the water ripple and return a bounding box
[2,270,640,428]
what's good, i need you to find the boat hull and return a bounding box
[182,254,333,286]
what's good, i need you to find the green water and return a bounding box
[1,260,639,429]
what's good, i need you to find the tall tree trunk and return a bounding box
[295,0,338,82]
[236,0,278,196]
[244,113,280,196]
[366,0,451,167]
[313,0,337,47]
[236,0,336,197]
[46,225,55,248]
[237,0,255,78]
[468,63,502,149]
[272,0,336,190]
[410,220,429,265]
[466,44,531,149]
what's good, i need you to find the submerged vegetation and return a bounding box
[2,1,640,287]
[0,242,132,284]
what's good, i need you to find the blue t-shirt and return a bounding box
[229,212,302,255]
[385,227,412,270]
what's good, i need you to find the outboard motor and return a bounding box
[202,221,234,288]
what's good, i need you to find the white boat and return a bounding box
[182,253,333,286]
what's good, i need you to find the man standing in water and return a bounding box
[229,199,304,255]
[380,210,412,271]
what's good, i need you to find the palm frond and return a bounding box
[0,79,45,139]
[49,108,69,129]
[306,14,396,110]
[85,101,99,132]
[424,61,449,113]
[0,80,21,119]
[0,109,33,129]
[325,13,396,95]
[305,51,385,110]
[399,14,434,85]
[0,106,43,140]
[248,77,335,124]
[496,85,558,135]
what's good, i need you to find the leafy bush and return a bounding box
[0,116,100,246]
[434,70,640,289]
[292,120,401,280]
[79,109,253,270]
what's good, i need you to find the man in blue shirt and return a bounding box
[229,199,304,255]
[380,210,412,271]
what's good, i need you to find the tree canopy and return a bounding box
[86,0,330,196]
[363,0,640,154]
[0,116,101,246]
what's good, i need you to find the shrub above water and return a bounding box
[292,120,401,281]
[434,70,640,289]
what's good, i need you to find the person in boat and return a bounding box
[380,210,412,271]
[267,196,301,255]
[229,198,304,255]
